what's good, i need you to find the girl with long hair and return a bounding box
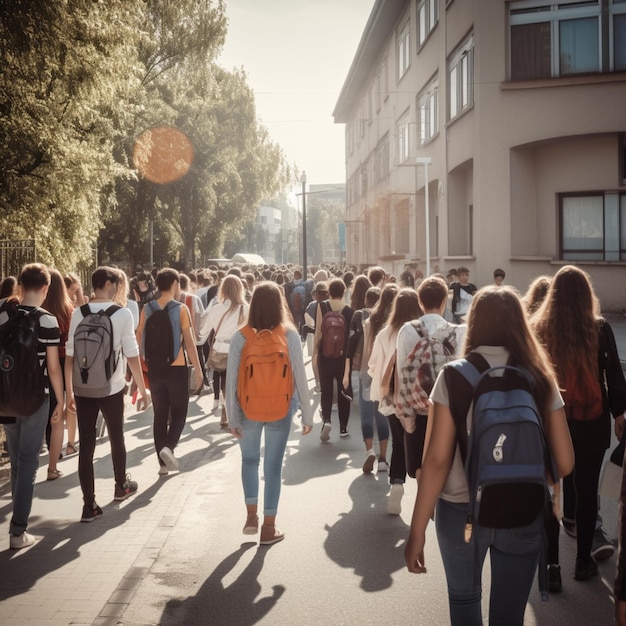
[405,286,574,625]
[522,275,551,316]
[42,268,76,476]
[199,275,249,427]
[349,274,372,311]
[369,288,423,514]
[532,265,626,581]
[225,281,312,545]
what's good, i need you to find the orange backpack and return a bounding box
[238,325,294,421]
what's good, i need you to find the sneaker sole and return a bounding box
[320,424,331,442]
[591,545,614,561]
[362,454,376,473]
[159,448,179,471]
[388,488,403,515]
[114,491,137,502]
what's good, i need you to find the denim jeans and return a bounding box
[238,397,295,515]
[3,397,50,535]
[358,380,389,442]
[435,498,542,626]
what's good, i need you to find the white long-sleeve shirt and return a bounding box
[367,324,398,410]
[198,299,249,349]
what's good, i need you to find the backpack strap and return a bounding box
[79,303,91,318]
[240,324,255,342]
[103,305,122,318]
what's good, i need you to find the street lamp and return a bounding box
[416,157,432,278]
[301,171,308,280]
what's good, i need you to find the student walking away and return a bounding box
[314,278,354,440]
[65,267,151,522]
[301,281,329,391]
[344,284,389,475]
[225,281,313,545]
[532,265,626,581]
[178,273,208,387]
[450,266,477,323]
[1,264,64,549]
[42,268,76,478]
[405,286,574,626]
[395,277,465,482]
[285,268,306,333]
[198,275,249,426]
[368,288,422,514]
[138,268,203,475]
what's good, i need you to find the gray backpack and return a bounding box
[73,304,121,398]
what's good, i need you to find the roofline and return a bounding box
[333,0,408,123]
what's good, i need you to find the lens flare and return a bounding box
[133,126,194,184]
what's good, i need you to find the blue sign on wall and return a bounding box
[338,222,346,252]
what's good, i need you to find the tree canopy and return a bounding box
[0,0,290,272]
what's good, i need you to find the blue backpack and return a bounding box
[445,353,556,535]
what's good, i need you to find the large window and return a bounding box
[560,192,626,260]
[397,111,411,164]
[509,0,626,80]
[417,75,438,145]
[448,34,474,120]
[398,22,411,80]
[417,0,438,47]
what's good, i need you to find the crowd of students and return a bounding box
[2,259,626,624]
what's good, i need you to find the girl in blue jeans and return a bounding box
[225,282,313,545]
[405,287,574,625]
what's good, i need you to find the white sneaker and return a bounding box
[158,465,169,476]
[10,531,35,549]
[362,449,376,473]
[378,461,389,473]
[388,484,404,515]
[320,422,331,442]
[159,446,179,471]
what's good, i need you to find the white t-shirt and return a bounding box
[66,302,139,396]
[430,345,564,503]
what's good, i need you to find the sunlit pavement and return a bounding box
[0,324,624,625]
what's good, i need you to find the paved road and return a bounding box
[1,323,625,625]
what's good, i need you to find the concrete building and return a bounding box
[333,0,626,307]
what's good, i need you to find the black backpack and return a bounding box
[0,299,46,417]
[142,300,181,372]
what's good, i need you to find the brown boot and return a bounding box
[260,524,284,545]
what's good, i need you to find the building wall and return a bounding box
[337,0,626,308]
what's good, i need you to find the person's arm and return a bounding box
[287,329,313,433]
[126,356,151,410]
[543,406,575,481]
[225,331,245,437]
[405,400,457,574]
[46,345,65,422]
[182,324,203,393]
[601,321,626,439]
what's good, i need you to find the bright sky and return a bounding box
[218,0,375,187]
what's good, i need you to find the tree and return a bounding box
[0,0,143,269]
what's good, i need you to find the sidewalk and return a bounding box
[0,324,625,625]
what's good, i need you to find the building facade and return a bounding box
[333,0,626,307]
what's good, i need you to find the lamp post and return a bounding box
[301,171,308,280]
[416,157,432,278]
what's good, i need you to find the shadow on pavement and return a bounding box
[324,474,408,592]
[159,542,282,625]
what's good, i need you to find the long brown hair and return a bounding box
[387,288,423,333]
[522,275,551,317]
[247,281,294,331]
[350,275,372,310]
[464,286,556,419]
[367,283,399,350]
[42,268,73,330]
[531,265,600,388]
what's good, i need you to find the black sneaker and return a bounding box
[574,556,598,581]
[339,429,349,438]
[548,564,562,593]
[81,503,103,523]
[562,518,576,538]
[114,474,138,501]
[591,527,614,561]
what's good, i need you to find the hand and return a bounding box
[342,375,349,391]
[194,372,204,395]
[66,394,76,414]
[616,414,625,440]
[137,389,152,411]
[302,424,313,435]
[230,427,243,439]
[50,405,63,424]
[405,532,427,574]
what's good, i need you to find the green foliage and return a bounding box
[0,0,291,273]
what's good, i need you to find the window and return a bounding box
[417,0,438,47]
[448,34,474,120]
[560,192,626,260]
[382,54,389,99]
[417,75,438,145]
[375,134,390,183]
[398,22,411,80]
[260,215,267,225]
[397,112,411,163]
[509,1,626,80]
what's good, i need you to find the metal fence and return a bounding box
[0,239,36,279]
